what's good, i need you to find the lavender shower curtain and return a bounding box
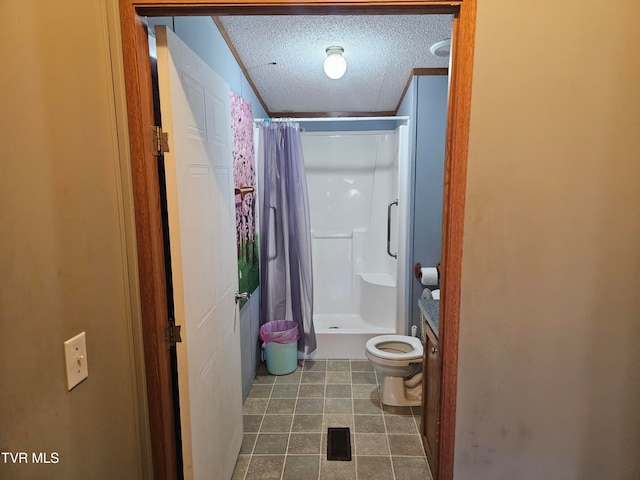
[258,121,316,355]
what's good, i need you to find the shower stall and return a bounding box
[300,119,411,359]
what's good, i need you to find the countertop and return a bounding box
[418,298,440,340]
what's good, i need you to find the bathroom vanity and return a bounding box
[419,298,441,478]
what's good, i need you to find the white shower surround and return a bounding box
[302,127,410,359]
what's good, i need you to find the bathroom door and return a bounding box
[155,26,243,480]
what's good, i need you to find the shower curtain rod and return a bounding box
[253,116,409,124]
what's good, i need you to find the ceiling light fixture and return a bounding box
[323,46,347,80]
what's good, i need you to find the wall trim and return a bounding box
[212,16,272,116]
[105,0,154,477]
[395,67,449,115]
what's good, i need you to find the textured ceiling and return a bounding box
[215,15,453,115]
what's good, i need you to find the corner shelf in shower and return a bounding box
[357,273,396,288]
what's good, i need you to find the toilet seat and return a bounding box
[366,335,423,361]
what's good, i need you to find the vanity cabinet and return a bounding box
[422,329,441,476]
[419,298,441,479]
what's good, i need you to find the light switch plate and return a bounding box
[64,332,88,391]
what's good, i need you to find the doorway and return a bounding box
[117,2,476,479]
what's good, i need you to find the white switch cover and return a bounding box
[64,332,88,391]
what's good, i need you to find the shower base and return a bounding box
[306,314,395,360]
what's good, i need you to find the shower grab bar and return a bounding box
[387,199,398,259]
[269,204,278,260]
[312,233,353,239]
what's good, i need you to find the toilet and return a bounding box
[365,335,424,407]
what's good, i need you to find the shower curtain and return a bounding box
[258,121,316,355]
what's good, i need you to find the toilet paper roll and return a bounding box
[419,267,439,286]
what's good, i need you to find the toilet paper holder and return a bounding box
[413,262,423,280]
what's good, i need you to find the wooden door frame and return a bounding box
[117,2,475,479]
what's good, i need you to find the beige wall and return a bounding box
[3,0,639,479]
[456,1,640,479]
[0,1,149,478]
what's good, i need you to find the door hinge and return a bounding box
[166,317,182,349]
[152,125,170,156]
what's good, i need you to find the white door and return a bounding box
[155,26,243,480]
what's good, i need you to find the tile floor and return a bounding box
[232,359,433,480]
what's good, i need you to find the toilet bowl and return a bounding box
[365,335,423,407]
